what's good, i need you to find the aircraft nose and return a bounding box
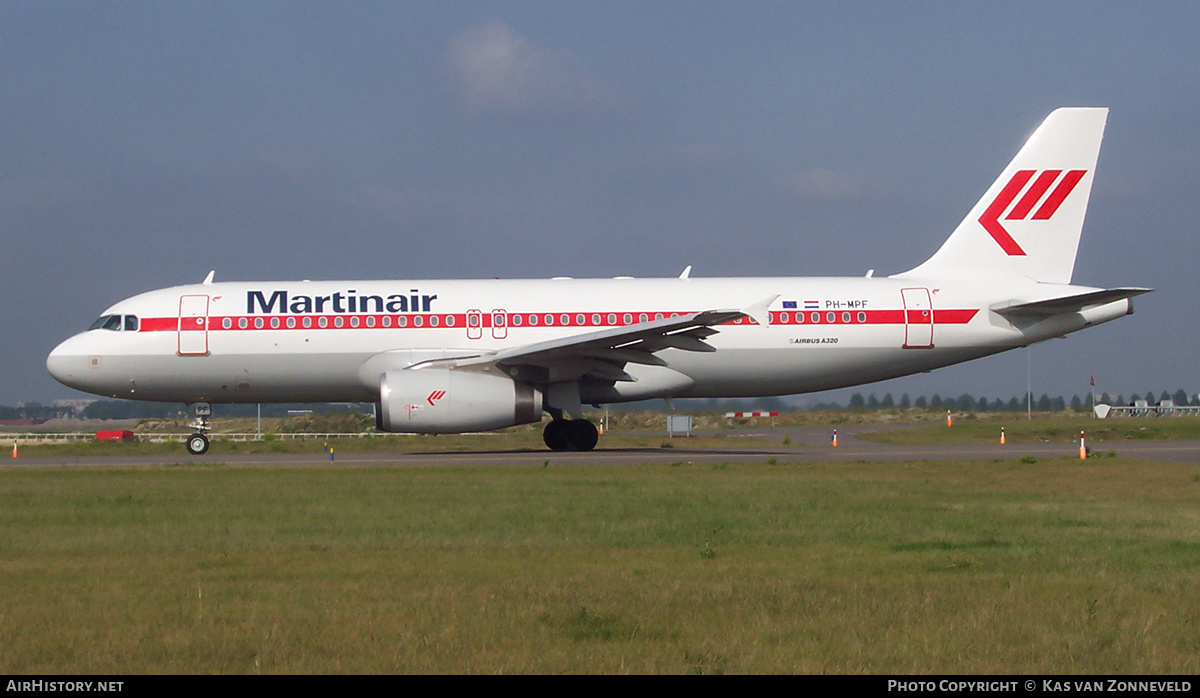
[46,334,91,390]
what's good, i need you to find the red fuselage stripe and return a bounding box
[138,308,980,332]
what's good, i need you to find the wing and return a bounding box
[409,295,777,384]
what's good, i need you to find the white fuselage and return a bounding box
[46,275,1132,406]
[42,108,1145,453]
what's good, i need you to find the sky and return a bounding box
[3,1,1198,407]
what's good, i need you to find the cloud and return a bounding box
[347,184,439,222]
[446,20,619,115]
[776,169,865,200]
[661,142,741,168]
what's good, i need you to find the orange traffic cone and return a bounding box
[1000,428,1006,445]
[946,409,953,427]
[11,441,16,458]
[831,429,838,447]
[1079,431,1087,460]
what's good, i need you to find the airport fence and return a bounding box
[1,432,392,444]
[1093,403,1200,419]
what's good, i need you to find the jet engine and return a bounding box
[377,369,542,433]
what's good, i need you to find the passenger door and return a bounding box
[178,294,210,356]
[901,288,933,349]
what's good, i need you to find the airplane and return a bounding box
[47,108,1150,455]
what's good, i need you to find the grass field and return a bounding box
[2,457,1199,673]
[858,416,1200,446]
[12,410,1198,458]
[8,431,767,458]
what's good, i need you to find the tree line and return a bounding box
[3,388,1195,421]
[840,388,1196,413]
[0,401,374,421]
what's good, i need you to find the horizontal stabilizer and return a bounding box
[991,287,1152,317]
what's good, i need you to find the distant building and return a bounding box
[51,399,98,418]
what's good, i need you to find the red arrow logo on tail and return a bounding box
[427,390,446,406]
[979,169,1087,256]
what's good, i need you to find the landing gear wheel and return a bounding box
[566,420,599,452]
[186,433,210,455]
[543,419,571,451]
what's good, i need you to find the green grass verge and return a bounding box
[859,417,1200,445]
[9,431,755,457]
[2,459,1199,673]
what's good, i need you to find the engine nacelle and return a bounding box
[378,369,542,434]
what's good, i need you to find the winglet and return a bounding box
[679,265,692,279]
[202,270,215,285]
[741,295,779,326]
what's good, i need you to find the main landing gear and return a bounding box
[542,418,599,451]
[185,402,212,455]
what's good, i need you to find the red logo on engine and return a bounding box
[980,169,1087,256]
[427,390,446,406]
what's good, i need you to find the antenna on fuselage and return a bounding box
[202,270,215,285]
[679,265,692,279]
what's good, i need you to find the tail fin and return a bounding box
[897,108,1108,284]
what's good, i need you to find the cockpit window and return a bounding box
[88,315,135,332]
[89,315,121,331]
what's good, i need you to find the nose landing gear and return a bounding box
[186,432,210,455]
[185,402,212,455]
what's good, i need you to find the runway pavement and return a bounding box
[7,425,1200,468]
